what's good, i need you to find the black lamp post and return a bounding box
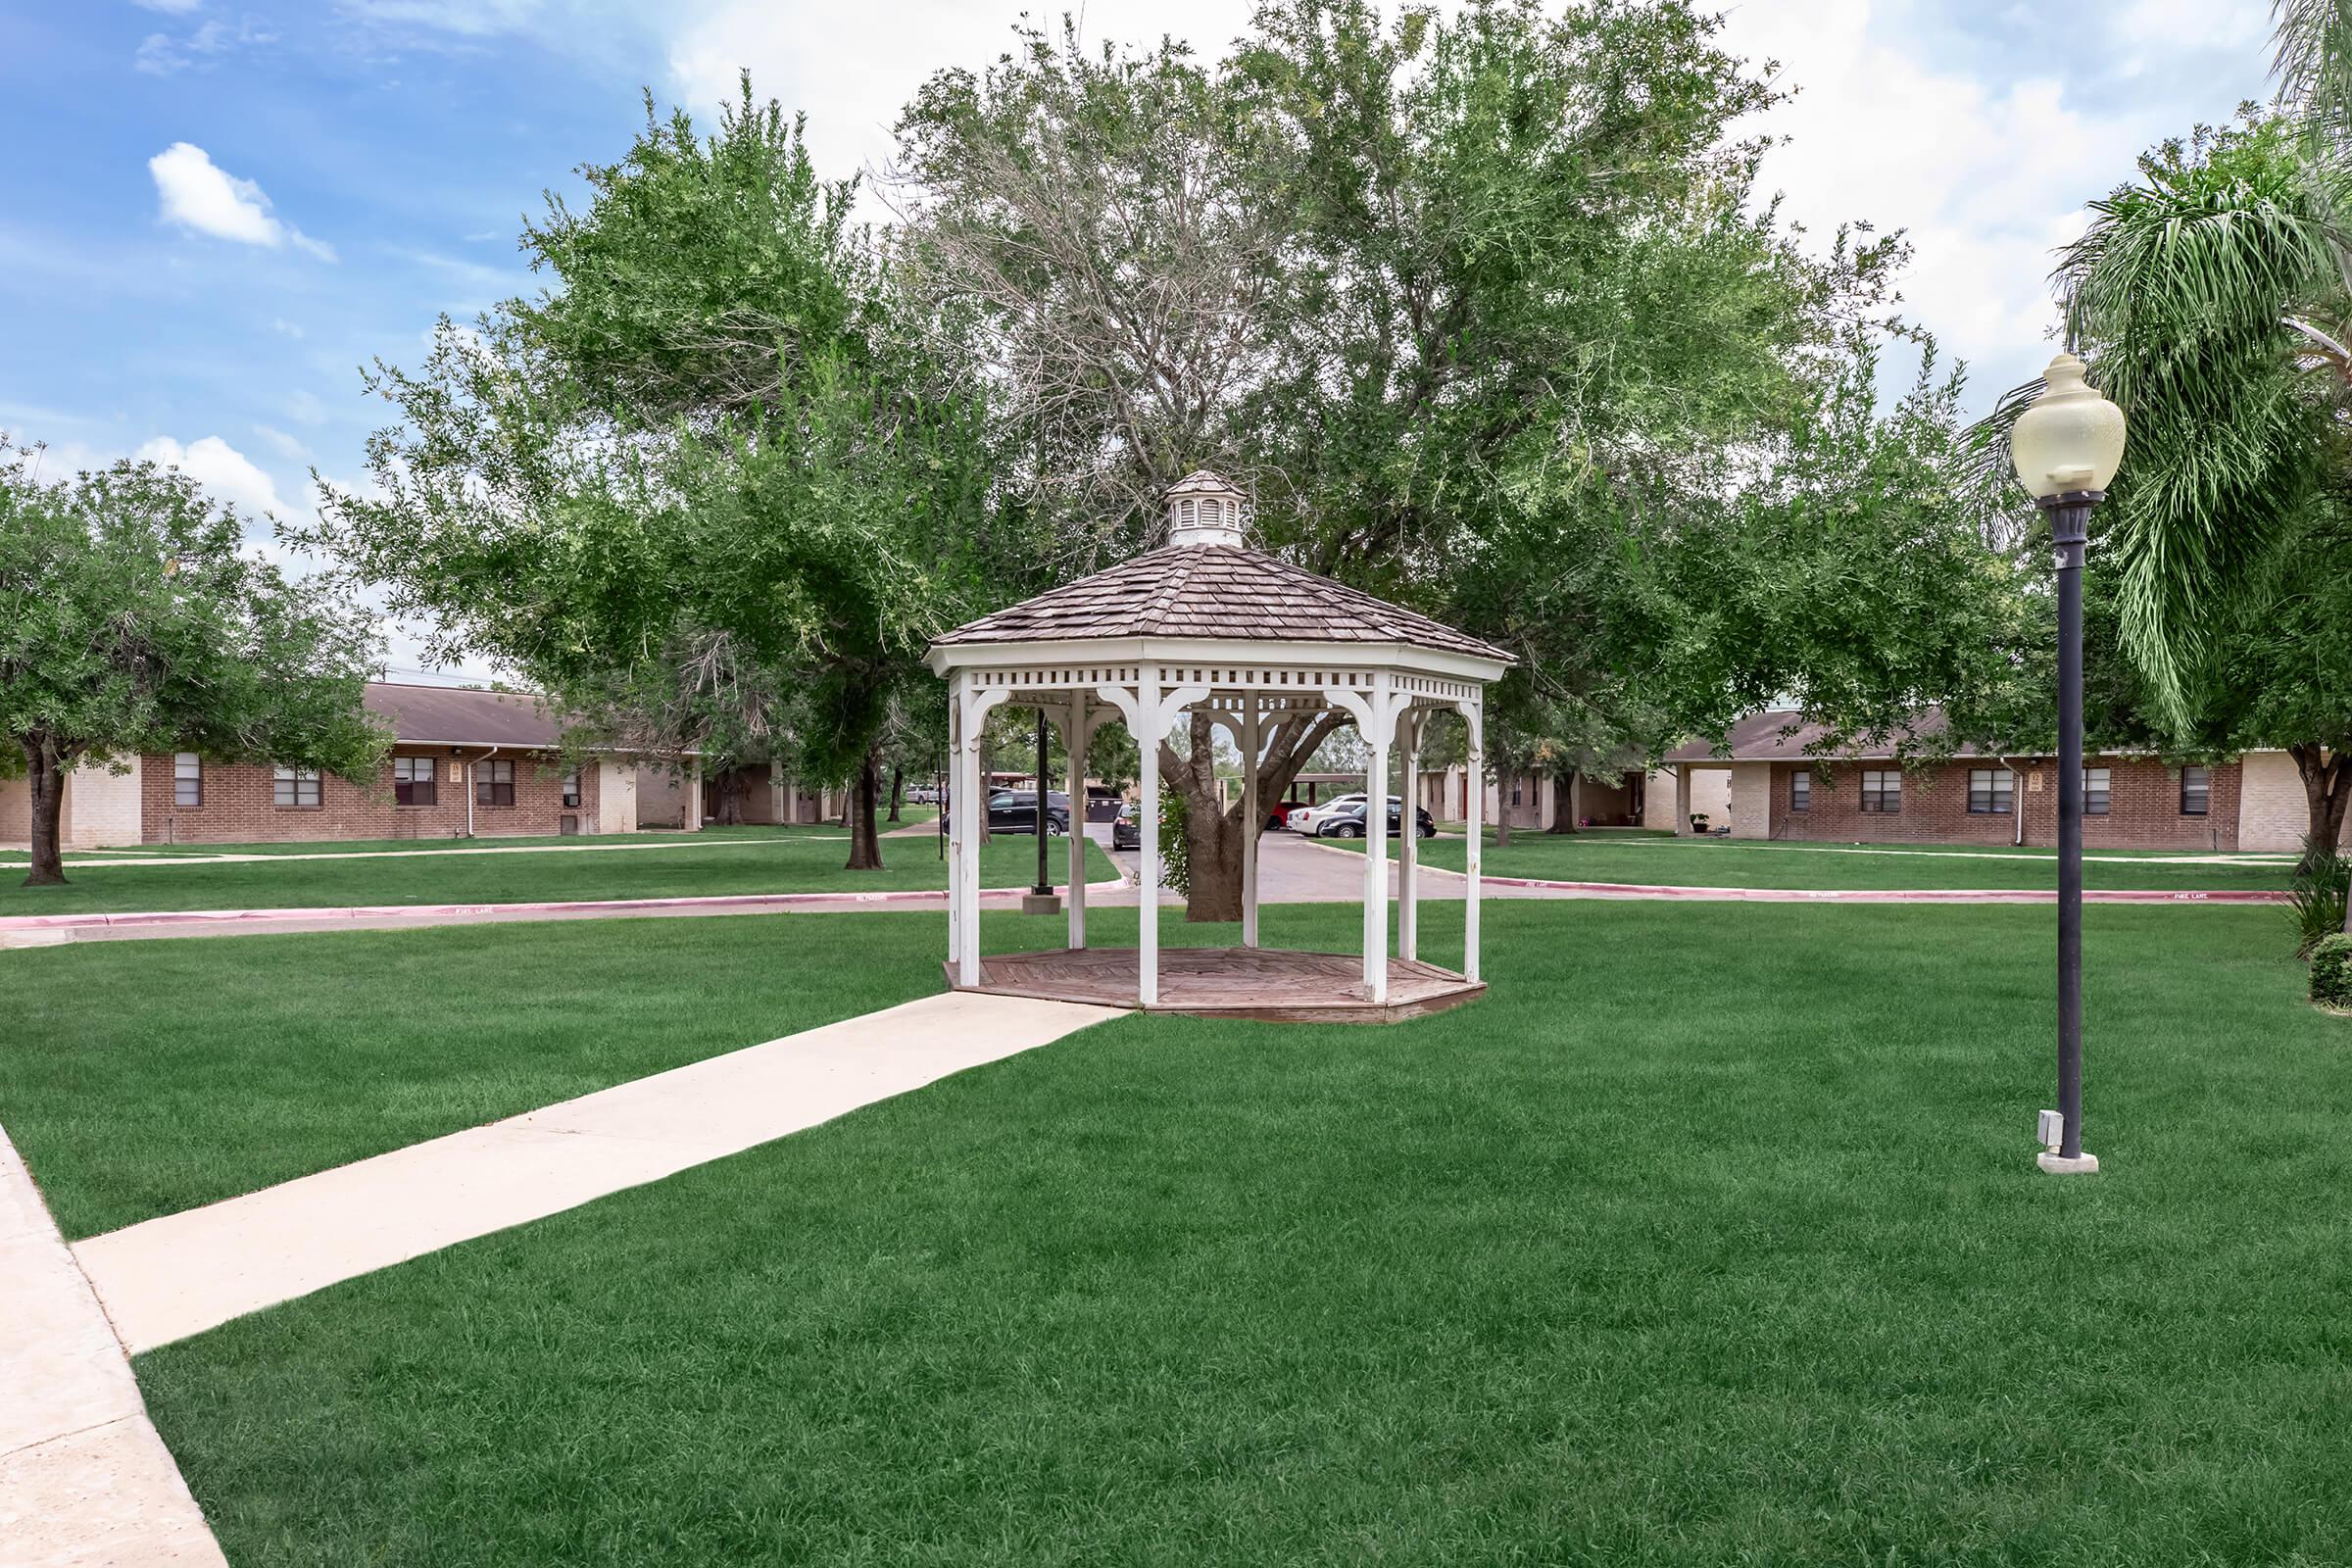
[2011,351,2127,1176]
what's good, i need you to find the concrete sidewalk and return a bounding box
[0,1125,228,1567]
[74,991,1123,1354]
[0,875,1128,948]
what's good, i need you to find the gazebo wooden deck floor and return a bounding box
[946,946,1485,1025]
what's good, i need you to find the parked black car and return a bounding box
[1110,800,1142,851]
[1315,799,1437,840]
[945,789,1070,836]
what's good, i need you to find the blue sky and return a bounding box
[0,0,2278,677]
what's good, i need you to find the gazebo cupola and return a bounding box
[1163,468,1249,547]
[926,469,1513,1023]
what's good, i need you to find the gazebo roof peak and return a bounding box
[928,473,1511,670]
[1162,467,1249,548]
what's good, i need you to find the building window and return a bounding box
[1789,769,1811,811]
[474,759,515,808]
[393,757,437,807]
[1967,767,2014,815]
[2180,765,2211,816]
[1860,768,1901,813]
[2082,766,2111,816]
[561,766,582,808]
[1509,778,1523,808]
[273,765,321,808]
[173,753,202,808]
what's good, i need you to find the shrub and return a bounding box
[2312,933,2352,1011]
[1157,785,1191,898]
[2289,840,2349,958]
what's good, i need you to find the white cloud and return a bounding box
[133,0,205,12]
[136,434,296,521]
[1712,0,2254,409]
[147,142,335,261]
[132,17,270,75]
[270,316,305,338]
[133,33,189,74]
[252,423,311,461]
[663,1,1260,211]
[337,0,547,37]
[283,389,329,426]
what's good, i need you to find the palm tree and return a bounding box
[2031,107,2352,867]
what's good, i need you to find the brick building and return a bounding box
[0,682,695,850]
[1664,710,2339,853]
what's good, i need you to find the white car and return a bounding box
[1287,794,1367,836]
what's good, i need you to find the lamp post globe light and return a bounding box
[2012,350,2127,1176]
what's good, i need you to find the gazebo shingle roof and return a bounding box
[933,544,1513,663]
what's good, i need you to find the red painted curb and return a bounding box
[1469,874,2285,904]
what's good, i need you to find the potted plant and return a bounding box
[1689,812,1711,835]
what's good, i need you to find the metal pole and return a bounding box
[1034,709,1053,896]
[2044,490,2097,1164]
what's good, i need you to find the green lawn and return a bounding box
[0,832,1113,917]
[52,898,2348,1565]
[0,914,960,1239]
[1317,828,2293,891]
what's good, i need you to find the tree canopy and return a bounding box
[309,86,993,867]
[0,439,385,885]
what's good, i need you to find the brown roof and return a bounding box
[1667,710,1985,763]
[933,543,1511,662]
[366,683,570,747]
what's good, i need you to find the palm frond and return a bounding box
[2053,120,2343,723]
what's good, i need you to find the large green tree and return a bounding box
[895,0,1915,914]
[310,87,990,871]
[0,440,385,886]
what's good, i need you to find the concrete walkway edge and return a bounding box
[73,991,1125,1355]
[0,1124,229,1567]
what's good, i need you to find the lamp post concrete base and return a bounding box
[1021,892,1063,917]
[2036,1150,2100,1176]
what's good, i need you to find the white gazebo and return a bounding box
[926,471,1513,1023]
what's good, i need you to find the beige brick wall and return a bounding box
[0,775,26,843]
[1650,766,1730,833]
[64,757,145,849]
[1728,761,1773,839]
[2237,749,2350,853]
[596,759,639,835]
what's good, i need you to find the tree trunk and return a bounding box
[1547,768,1577,833]
[1494,771,1513,850]
[1163,706,1346,922]
[2290,742,2352,877]
[888,766,905,822]
[22,737,68,888]
[845,748,885,870]
[715,770,747,826]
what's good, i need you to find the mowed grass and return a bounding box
[0,913,961,1238]
[122,899,2352,1566]
[0,832,1112,916]
[1319,827,2292,891]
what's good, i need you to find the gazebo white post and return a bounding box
[1398,706,1421,962]
[1136,677,1164,1005]
[946,672,964,973]
[1064,695,1094,952]
[957,688,985,986]
[1363,675,1393,1004]
[1241,699,1262,950]
[1459,698,1485,983]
